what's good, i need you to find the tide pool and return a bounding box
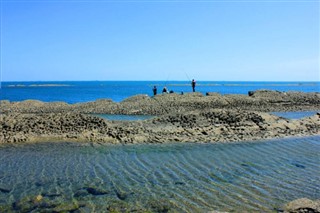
[271,111,318,119]
[92,114,154,121]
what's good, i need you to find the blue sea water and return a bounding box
[1,81,319,103]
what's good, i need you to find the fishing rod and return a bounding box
[184,71,191,82]
[184,71,195,93]
[164,73,170,88]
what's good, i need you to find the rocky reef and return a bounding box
[1,90,319,115]
[0,109,319,144]
[0,90,319,144]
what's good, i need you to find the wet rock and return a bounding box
[52,202,81,212]
[74,189,89,197]
[82,187,109,196]
[12,195,46,212]
[115,192,127,201]
[147,199,173,213]
[106,199,131,212]
[114,189,134,201]
[0,187,11,193]
[283,198,320,213]
[240,163,250,167]
[174,181,185,185]
[41,192,62,198]
[0,204,12,212]
[293,163,306,169]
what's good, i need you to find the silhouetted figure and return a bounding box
[152,86,157,96]
[162,87,168,93]
[191,79,196,92]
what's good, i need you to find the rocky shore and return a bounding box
[0,90,319,144]
[282,198,320,213]
[1,109,319,144]
[1,90,320,115]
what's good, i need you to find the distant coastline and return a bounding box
[7,84,71,87]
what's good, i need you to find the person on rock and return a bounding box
[152,86,157,96]
[191,79,196,92]
[162,87,168,94]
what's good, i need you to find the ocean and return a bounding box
[1,81,319,103]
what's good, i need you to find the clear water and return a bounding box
[1,81,319,103]
[94,112,317,121]
[92,114,155,121]
[0,136,319,212]
[270,111,318,119]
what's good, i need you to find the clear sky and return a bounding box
[1,0,319,81]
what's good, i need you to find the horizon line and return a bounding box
[1,80,320,83]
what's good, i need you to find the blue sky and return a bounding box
[1,0,319,81]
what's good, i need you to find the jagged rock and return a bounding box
[85,187,109,196]
[1,90,319,115]
[0,102,319,144]
[0,110,319,144]
[283,198,320,213]
[0,187,11,193]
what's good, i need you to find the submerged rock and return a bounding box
[85,187,109,196]
[75,187,109,197]
[0,187,11,193]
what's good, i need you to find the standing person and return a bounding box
[191,79,196,92]
[152,86,157,96]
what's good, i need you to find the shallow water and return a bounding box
[93,112,318,122]
[271,111,318,119]
[93,114,155,121]
[0,136,319,212]
[93,111,318,122]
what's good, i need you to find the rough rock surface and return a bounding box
[283,198,320,213]
[1,109,319,144]
[1,90,319,115]
[1,90,319,144]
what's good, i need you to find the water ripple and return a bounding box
[0,136,319,212]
